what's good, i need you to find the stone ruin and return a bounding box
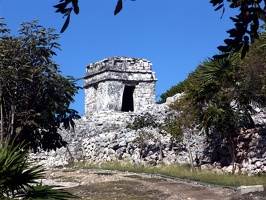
[29,56,266,175]
[84,56,157,116]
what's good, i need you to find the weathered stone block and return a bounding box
[237,185,264,195]
[84,56,157,115]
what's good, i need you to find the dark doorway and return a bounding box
[121,85,135,112]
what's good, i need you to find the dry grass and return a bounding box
[65,180,170,200]
[66,160,266,189]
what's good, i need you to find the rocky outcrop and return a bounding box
[234,127,266,175]
[29,56,266,175]
[29,96,266,175]
[29,96,206,168]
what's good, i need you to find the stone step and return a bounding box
[237,185,264,195]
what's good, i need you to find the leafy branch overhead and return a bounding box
[54,0,126,33]
[210,0,266,59]
[54,0,266,59]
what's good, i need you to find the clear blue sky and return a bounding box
[0,1,237,116]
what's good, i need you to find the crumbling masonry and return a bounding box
[29,56,266,175]
[83,56,157,116]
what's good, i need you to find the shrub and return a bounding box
[0,140,77,199]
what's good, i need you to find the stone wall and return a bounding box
[29,98,206,168]
[84,56,157,115]
[29,55,266,175]
[29,94,266,175]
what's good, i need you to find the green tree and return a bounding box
[173,55,256,136]
[173,31,266,133]
[157,80,187,104]
[168,34,266,170]
[0,20,81,151]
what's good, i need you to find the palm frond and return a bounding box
[24,183,78,199]
[0,140,45,197]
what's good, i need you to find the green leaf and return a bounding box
[229,1,242,8]
[72,0,79,14]
[212,53,230,59]
[217,45,233,52]
[215,4,223,11]
[15,127,22,134]
[114,0,123,15]
[60,13,71,33]
[25,183,78,199]
[224,39,234,45]
[210,0,223,7]
[241,43,249,59]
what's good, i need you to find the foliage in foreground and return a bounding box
[24,183,77,200]
[211,0,266,59]
[53,0,130,33]
[0,140,77,199]
[53,0,266,61]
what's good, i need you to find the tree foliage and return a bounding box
[53,0,266,60]
[54,0,126,33]
[210,0,266,59]
[126,112,159,130]
[170,32,266,138]
[157,80,187,104]
[0,20,81,151]
[0,140,44,198]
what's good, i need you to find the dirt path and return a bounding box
[43,168,265,200]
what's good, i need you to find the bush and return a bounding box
[0,140,77,199]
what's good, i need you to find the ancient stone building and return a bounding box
[30,56,266,175]
[83,56,157,116]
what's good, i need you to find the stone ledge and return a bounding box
[237,185,264,195]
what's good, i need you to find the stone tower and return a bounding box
[84,56,157,116]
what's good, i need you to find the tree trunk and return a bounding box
[0,99,3,148]
[188,131,196,173]
[188,143,196,173]
[228,135,236,175]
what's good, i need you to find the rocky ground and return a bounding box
[42,168,266,200]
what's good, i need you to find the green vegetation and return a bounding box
[210,0,266,59]
[157,80,187,104]
[0,20,80,151]
[0,140,77,199]
[161,35,266,174]
[127,112,159,130]
[127,113,180,162]
[54,0,266,60]
[0,20,79,199]
[155,34,266,172]
[67,161,266,188]
[98,65,106,70]
[2,1,266,197]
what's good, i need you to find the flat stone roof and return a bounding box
[85,56,153,74]
[84,56,157,88]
